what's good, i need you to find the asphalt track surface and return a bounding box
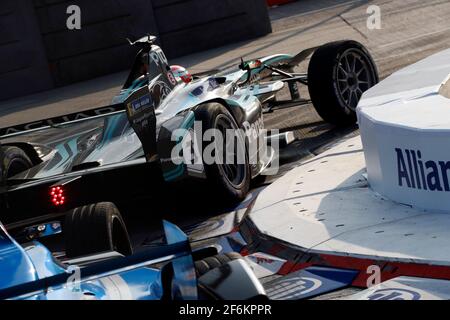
[2,0,450,255]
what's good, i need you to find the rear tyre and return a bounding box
[64,202,133,258]
[195,252,243,277]
[308,40,379,126]
[1,146,33,179]
[194,103,250,205]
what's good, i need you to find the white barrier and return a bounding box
[358,49,450,213]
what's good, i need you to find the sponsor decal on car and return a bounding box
[243,117,264,141]
[130,94,152,113]
[207,78,220,91]
[190,86,205,98]
[167,71,178,86]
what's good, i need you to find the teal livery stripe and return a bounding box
[163,113,195,182]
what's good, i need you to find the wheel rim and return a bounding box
[336,49,375,111]
[214,115,247,188]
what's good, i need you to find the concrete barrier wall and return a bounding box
[0,0,271,101]
[153,0,272,58]
[33,0,159,86]
[0,0,53,102]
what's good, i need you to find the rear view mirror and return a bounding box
[126,34,157,47]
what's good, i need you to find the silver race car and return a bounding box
[0,35,378,226]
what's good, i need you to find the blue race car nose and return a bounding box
[0,224,38,290]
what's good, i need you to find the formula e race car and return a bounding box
[0,213,265,300]
[0,35,378,229]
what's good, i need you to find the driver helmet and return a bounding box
[170,65,192,84]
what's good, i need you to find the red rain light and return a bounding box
[50,186,66,206]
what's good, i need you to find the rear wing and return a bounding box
[0,221,197,300]
[0,103,127,140]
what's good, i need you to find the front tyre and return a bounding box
[194,103,250,205]
[308,40,379,126]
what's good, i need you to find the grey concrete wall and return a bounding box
[0,0,271,101]
[0,0,53,102]
[33,0,159,86]
[153,0,272,58]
